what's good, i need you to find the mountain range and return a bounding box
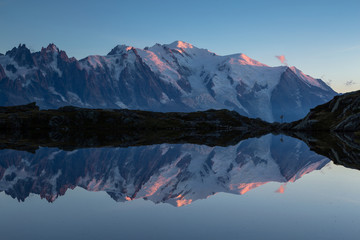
[0,135,329,206]
[0,41,337,121]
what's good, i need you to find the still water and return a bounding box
[0,134,359,240]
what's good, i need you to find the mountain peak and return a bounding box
[108,44,134,55]
[228,53,268,67]
[5,44,30,56]
[0,41,337,122]
[288,66,328,89]
[166,40,194,50]
[5,44,34,67]
[45,43,59,52]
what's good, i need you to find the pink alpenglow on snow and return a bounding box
[229,53,268,67]
[168,40,194,49]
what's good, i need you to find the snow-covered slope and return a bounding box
[0,41,337,121]
[0,135,329,206]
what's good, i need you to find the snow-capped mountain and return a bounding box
[0,135,329,206]
[0,41,337,121]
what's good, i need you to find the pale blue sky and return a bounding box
[0,0,359,93]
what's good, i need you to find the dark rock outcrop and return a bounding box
[0,103,274,151]
[0,102,39,113]
[283,90,360,132]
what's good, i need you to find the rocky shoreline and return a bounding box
[0,90,359,157]
[0,102,274,151]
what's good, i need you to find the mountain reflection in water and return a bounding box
[0,134,333,206]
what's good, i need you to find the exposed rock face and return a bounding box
[0,42,337,122]
[271,67,335,122]
[285,90,360,131]
[5,44,35,67]
[0,64,5,80]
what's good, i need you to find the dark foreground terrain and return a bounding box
[0,102,274,151]
[0,90,359,170]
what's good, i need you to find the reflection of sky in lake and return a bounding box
[0,134,359,240]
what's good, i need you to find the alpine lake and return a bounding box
[0,132,359,240]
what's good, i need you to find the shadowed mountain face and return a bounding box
[0,135,329,206]
[0,42,336,122]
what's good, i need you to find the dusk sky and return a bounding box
[0,0,359,93]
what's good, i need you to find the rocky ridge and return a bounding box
[284,90,360,132]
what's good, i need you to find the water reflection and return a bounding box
[0,134,331,206]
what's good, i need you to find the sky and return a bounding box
[0,0,359,93]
